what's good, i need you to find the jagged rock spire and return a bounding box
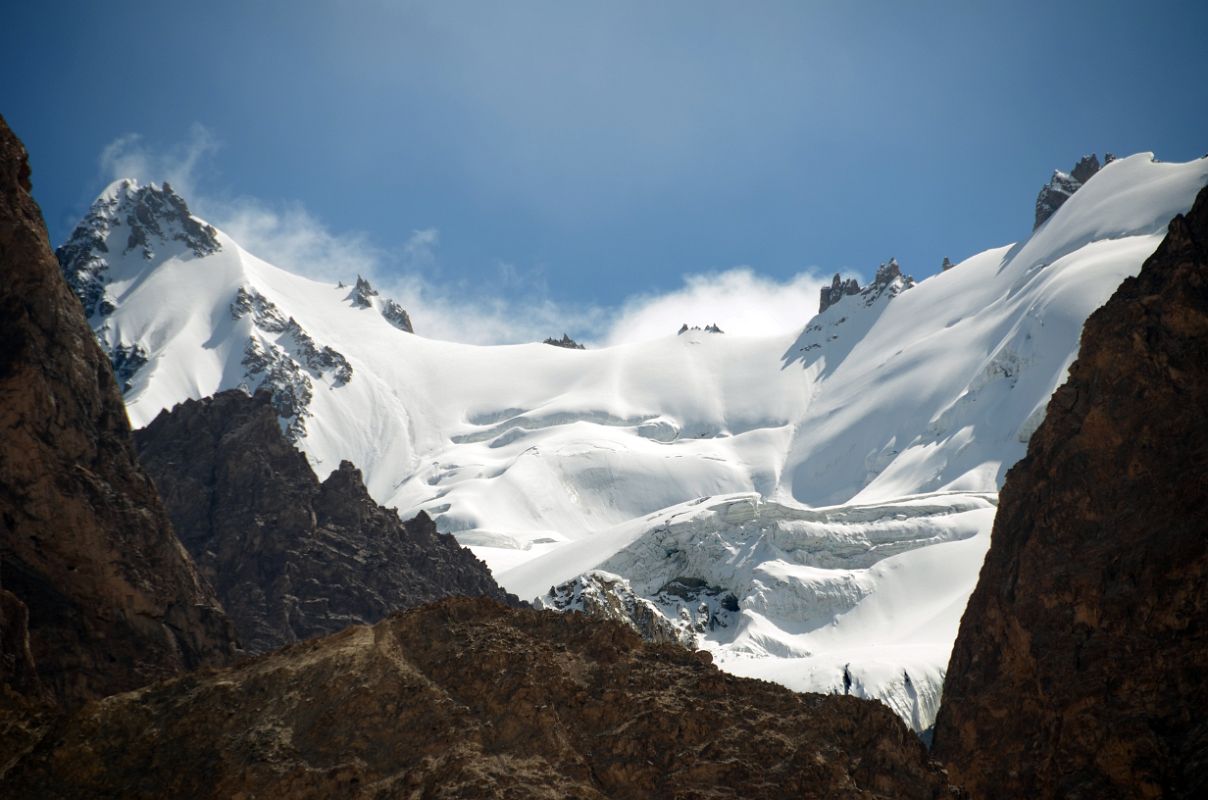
[819,273,861,314]
[1034,153,1103,229]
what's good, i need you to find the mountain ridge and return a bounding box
[135,388,521,654]
[53,150,1208,729]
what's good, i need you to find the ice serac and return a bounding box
[0,114,236,708]
[932,186,1208,798]
[135,389,520,653]
[3,598,962,799]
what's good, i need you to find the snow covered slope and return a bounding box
[59,154,1208,731]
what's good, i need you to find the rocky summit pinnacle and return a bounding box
[819,258,915,315]
[1034,153,1102,229]
[348,274,379,307]
[347,274,415,333]
[57,179,220,319]
[543,333,585,349]
[819,273,861,313]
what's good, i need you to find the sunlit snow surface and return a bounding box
[89,154,1208,731]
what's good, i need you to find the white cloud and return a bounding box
[602,268,831,345]
[93,128,831,347]
[210,198,387,285]
[99,124,217,199]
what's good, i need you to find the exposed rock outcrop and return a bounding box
[540,571,741,651]
[538,570,691,645]
[1034,154,1102,229]
[348,274,379,307]
[380,297,414,332]
[820,273,862,313]
[677,323,725,334]
[543,333,585,349]
[347,275,414,332]
[230,286,353,439]
[135,389,520,653]
[932,186,1208,797]
[0,114,236,708]
[5,597,962,799]
[819,260,915,315]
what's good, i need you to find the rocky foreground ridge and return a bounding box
[5,598,960,799]
[0,114,236,713]
[135,389,520,653]
[933,185,1208,797]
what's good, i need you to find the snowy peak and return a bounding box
[57,179,219,318]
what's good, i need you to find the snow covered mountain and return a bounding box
[58,154,1208,732]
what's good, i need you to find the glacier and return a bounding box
[58,153,1208,731]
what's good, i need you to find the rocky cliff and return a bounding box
[135,389,520,653]
[5,597,961,799]
[0,114,236,709]
[1033,154,1103,229]
[932,186,1208,797]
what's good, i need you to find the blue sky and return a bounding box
[3,1,1206,342]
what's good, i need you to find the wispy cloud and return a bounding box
[401,228,439,270]
[98,124,217,199]
[95,127,828,346]
[602,269,831,345]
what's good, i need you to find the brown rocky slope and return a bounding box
[931,185,1208,798]
[0,112,236,710]
[135,388,520,654]
[6,597,961,799]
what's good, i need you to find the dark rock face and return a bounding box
[933,186,1208,798]
[1034,153,1102,229]
[0,114,236,708]
[819,259,915,315]
[543,333,585,349]
[135,389,520,654]
[820,273,862,313]
[5,598,962,799]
